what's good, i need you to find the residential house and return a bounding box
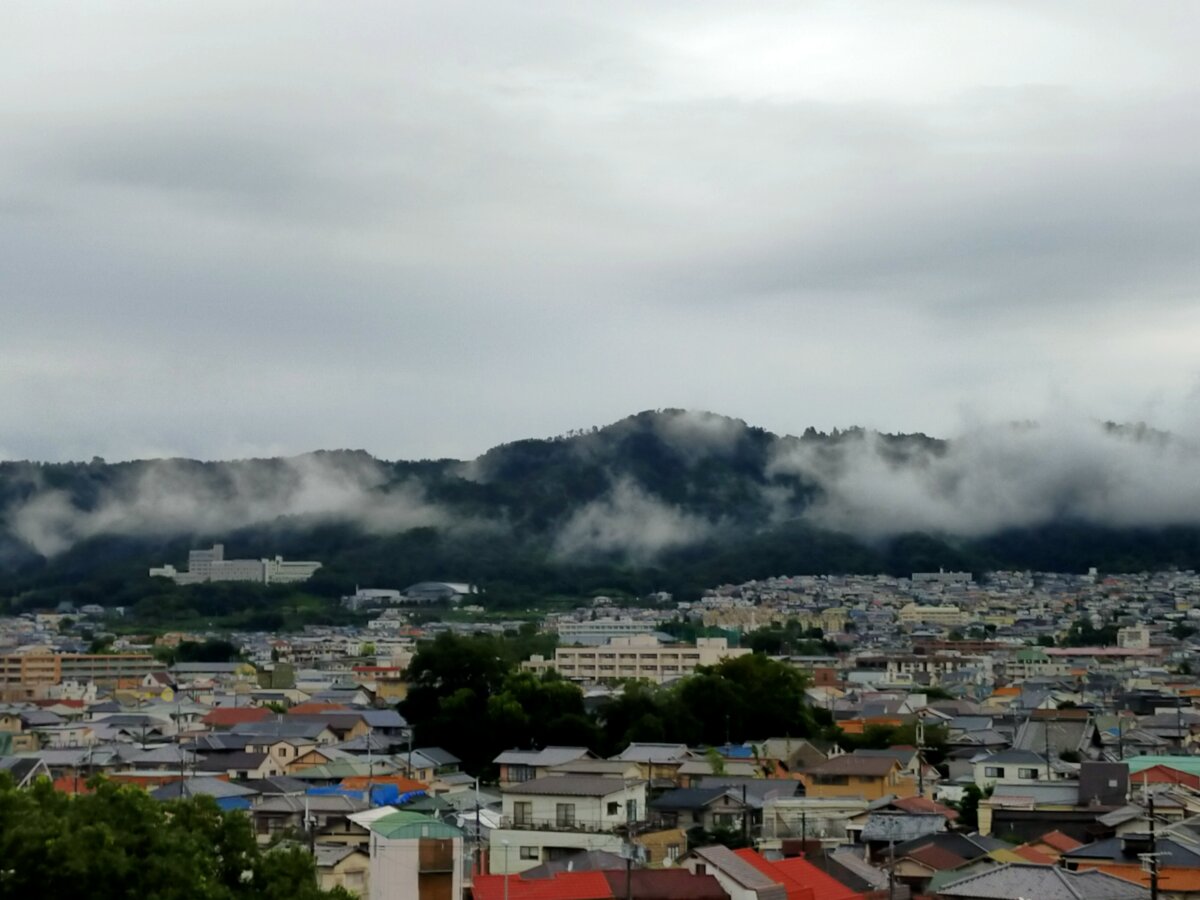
[800,752,919,800]
[611,743,690,787]
[490,775,648,874]
[367,811,464,900]
[683,845,788,900]
[648,786,750,835]
[251,794,369,845]
[971,750,1055,790]
[399,747,460,784]
[314,843,370,897]
[494,746,594,786]
[195,751,283,781]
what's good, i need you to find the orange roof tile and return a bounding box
[339,775,427,793]
[1037,830,1083,853]
[1012,845,1057,865]
[736,849,863,900]
[201,707,271,727]
[287,702,350,715]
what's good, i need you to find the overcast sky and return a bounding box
[3,2,1199,463]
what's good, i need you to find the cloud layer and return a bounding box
[2,3,1200,461]
[771,418,1200,539]
[6,454,448,557]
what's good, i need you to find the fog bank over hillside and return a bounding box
[1,410,1198,563]
[5,452,450,557]
[771,417,1197,539]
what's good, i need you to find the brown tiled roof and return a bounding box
[891,795,960,821]
[902,843,967,872]
[805,754,899,777]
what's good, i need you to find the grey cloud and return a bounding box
[770,419,1200,539]
[7,454,450,557]
[1,3,1199,461]
[553,477,718,562]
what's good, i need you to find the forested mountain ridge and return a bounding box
[3,409,1200,611]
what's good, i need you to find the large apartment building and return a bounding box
[523,634,749,684]
[897,603,969,628]
[0,652,165,699]
[150,544,322,585]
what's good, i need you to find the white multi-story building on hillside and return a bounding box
[150,544,321,586]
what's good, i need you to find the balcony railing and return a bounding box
[500,816,641,834]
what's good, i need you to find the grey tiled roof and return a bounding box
[939,863,1148,900]
[505,775,641,798]
[494,746,592,767]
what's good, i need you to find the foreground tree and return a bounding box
[0,775,351,900]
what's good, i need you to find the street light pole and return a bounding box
[502,840,510,900]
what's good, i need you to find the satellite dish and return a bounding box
[161,688,175,702]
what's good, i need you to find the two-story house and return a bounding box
[493,746,594,787]
[489,775,648,874]
[971,749,1053,790]
[800,752,919,800]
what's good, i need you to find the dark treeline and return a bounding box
[7,520,1200,622]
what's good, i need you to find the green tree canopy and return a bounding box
[0,775,350,899]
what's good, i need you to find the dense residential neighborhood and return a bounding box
[3,567,1200,899]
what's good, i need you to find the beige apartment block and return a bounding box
[523,634,749,684]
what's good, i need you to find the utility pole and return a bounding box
[366,725,374,804]
[742,783,749,846]
[1148,786,1160,900]
[917,716,926,798]
[1177,694,1185,756]
[887,837,896,900]
[1044,716,1052,782]
[474,777,482,877]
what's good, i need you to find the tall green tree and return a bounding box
[0,775,350,899]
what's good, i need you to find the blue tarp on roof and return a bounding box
[306,785,426,807]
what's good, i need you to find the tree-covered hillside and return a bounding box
[3,409,1200,613]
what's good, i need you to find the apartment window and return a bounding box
[519,847,538,861]
[713,813,737,829]
[984,767,1004,778]
[1018,768,1040,780]
[509,765,535,783]
[666,844,680,862]
[607,801,620,816]
[556,803,576,827]
[513,801,532,826]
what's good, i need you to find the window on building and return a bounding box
[556,803,576,827]
[607,801,620,816]
[666,844,680,862]
[1018,768,1040,780]
[513,801,532,826]
[509,765,535,783]
[713,813,738,829]
[984,767,1004,778]
[519,847,538,860]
